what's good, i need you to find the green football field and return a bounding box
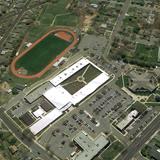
[16,34,71,75]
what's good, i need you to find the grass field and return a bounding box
[15,34,71,75]
[135,44,158,63]
[128,101,146,114]
[61,64,102,94]
[124,43,159,67]
[40,0,69,25]
[27,0,79,41]
[101,141,124,160]
[54,13,79,26]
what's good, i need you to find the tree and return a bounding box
[155,95,160,102]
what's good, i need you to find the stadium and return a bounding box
[28,58,110,135]
[11,28,78,79]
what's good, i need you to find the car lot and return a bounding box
[126,107,159,141]
[38,83,133,159]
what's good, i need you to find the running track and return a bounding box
[10,28,78,79]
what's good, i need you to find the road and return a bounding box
[0,0,32,48]
[103,0,131,58]
[116,115,160,160]
[0,107,57,160]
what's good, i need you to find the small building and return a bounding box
[9,145,18,154]
[116,110,138,131]
[72,131,109,160]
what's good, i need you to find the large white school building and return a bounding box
[29,58,110,135]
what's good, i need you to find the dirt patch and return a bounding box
[0,154,6,160]
[0,82,10,92]
[82,13,97,32]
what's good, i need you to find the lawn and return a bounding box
[61,64,102,94]
[122,43,159,67]
[101,141,124,160]
[27,0,79,42]
[135,44,158,64]
[16,34,71,75]
[116,75,123,88]
[128,101,146,114]
[62,81,85,95]
[40,0,70,25]
[84,65,101,83]
[115,75,129,88]
[54,13,79,26]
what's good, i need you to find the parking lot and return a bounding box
[126,107,159,141]
[38,83,133,159]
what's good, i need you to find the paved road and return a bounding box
[116,115,160,160]
[103,0,131,58]
[0,107,57,160]
[0,0,32,48]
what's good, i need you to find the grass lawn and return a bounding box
[123,75,129,87]
[40,0,69,25]
[116,75,123,88]
[54,13,79,26]
[147,94,156,102]
[122,43,159,67]
[28,25,49,42]
[128,101,146,114]
[27,0,79,44]
[61,64,102,94]
[16,34,71,75]
[84,65,101,83]
[63,81,85,95]
[135,44,158,63]
[101,141,124,160]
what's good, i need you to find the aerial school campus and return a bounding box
[9,26,112,160]
[1,1,160,160]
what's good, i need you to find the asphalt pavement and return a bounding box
[116,115,160,160]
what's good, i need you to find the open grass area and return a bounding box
[116,75,129,88]
[16,34,71,75]
[27,0,79,42]
[128,101,146,114]
[123,43,159,67]
[40,0,69,25]
[101,141,124,160]
[27,25,49,42]
[61,64,102,94]
[62,81,85,95]
[135,44,158,63]
[84,65,101,83]
[54,13,79,26]
[116,75,123,88]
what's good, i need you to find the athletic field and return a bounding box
[11,29,78,79]
[16,34,70,74]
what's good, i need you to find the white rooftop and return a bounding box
[50,58,89,86]
[117,110,138,131]
[33,107,45,118]
[71,73,109,105]
[72,131,109,160]
[43,85,72,110]
[30,108,62,135]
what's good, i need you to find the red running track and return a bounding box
[10,28,78,79]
